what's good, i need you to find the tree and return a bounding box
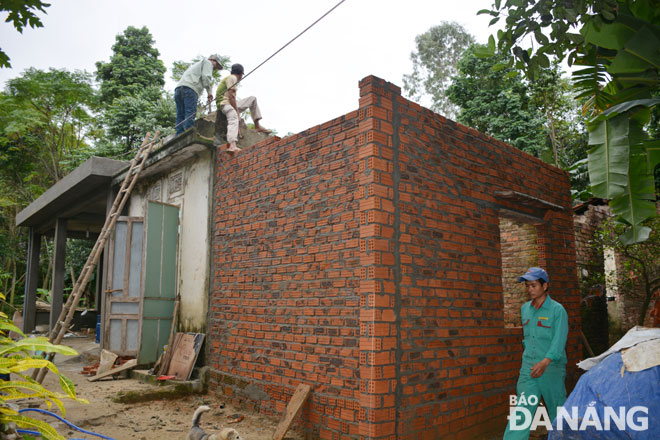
[95,26,166,106]
[528,63,591,199]
[594,216,660,326]
[95,26,173,153]
[447,47,547,156]
[402,22,475,119]
[0,0,51,68]
[480,0,660,243]
[529,63,589,166]
[1,68,97,182]
[104,89,175,153]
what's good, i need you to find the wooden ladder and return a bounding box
[33,131,160,383]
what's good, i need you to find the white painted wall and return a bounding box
[128,148,213,333]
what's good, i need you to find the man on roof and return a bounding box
[174,54,223,135]
[503,267,569,440]
[216,63,271,153]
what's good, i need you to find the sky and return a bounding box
[0,0,496,135]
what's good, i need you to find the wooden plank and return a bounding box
[88,358,137,382]
[272,384,312,440]
[166,333,204,380]
[158,297,180,375]
[158,330,182,376]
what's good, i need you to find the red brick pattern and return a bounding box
[209,114,362,438]
[209,76,581,439]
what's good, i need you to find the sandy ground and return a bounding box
[23,335,305,440]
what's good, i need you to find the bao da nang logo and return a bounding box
[508,394,649,432]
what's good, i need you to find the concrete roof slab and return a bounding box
[16,156,128,230]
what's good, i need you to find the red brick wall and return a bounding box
[209,76,581,440]
[209,113,363,438]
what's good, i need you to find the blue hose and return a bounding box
[18,408,116,440]
[17,434,88,440]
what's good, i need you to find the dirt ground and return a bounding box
[26,334,305,440]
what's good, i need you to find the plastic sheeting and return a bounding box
[578,326,660,371]
[548,352,659,439]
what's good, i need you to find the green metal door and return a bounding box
[138,201,179,364]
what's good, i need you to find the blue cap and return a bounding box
[517,267,548,283]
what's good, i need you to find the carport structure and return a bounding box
[16,156,127,333]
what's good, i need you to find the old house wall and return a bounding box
[573,202,657,336]
[499,218,539,327]
[128,149,213,333]
[209,76,581,440]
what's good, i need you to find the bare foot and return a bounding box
[255,126,272,134]
[226,142,240,153]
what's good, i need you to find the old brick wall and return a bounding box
[209,75,581,440]
[573,202,610,355]
[573,203,609,277]
[499,218,539,327]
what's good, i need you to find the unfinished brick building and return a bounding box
[208,76,581,439]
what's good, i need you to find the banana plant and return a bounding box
[0,293,89,440]
[480,0,660,243]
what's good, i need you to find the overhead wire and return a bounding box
[111,0,348,160]
[173,0,348,139]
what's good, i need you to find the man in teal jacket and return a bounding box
[503,267,568,439]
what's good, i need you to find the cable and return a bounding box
[18,408,116,440]
[17,430,94,440]
[107,0,348,157]
[240,0,347,83]
[174,0,348,133]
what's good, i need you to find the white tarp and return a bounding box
[577,326,660,371]
[621,338,660,372]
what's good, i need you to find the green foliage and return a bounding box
[481,0,660,242]
[402,22,475,118]
[95,26,166,106]
[104,88,175,153]
[0,0,51,68]
[94,26,174,155]
[529,63,590,167]
[447,47,546,156]
[1,68,98,182]
[0,293,88,439]
[594,216,660,325]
